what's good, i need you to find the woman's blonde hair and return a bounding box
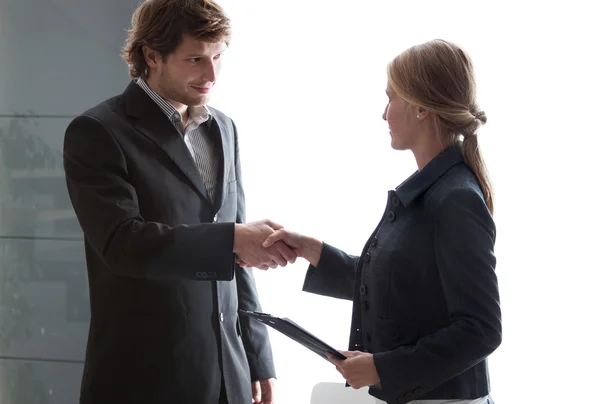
[388,39,493,214]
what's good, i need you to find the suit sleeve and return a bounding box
[63,114,236,281]
[231,120,276,381]
[302,243,358,301]
[373,189,502,403]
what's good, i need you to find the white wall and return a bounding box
[212,1,600,403]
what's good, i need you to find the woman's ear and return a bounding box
[416,109,431,120]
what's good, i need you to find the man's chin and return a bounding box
[187,94,210,108]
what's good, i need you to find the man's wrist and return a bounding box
[233,223,245,254]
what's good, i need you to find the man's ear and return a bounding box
[142,45,161,68]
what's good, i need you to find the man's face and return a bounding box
[145,34,227,108]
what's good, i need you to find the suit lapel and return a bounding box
[123,81,211,203]
[207,110,230,213]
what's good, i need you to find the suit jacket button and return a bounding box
[392,196,400,206]
[363,253,371,263]
[371,237,378,247]
[219,313,224,322]
[387,211,395,222]
[360,284,367,295]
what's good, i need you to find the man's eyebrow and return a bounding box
[184,49,226,58]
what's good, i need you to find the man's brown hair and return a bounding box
[121,0,231,78]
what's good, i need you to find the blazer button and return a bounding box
[387,211,395,222]
[363,253,371,263]
[219,313,224,322]
[360,284,367,295]
[362,301,369,310]
[391,196,400,206]
[371,237,378,247]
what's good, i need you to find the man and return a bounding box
[63,1,294,403]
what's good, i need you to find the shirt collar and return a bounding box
[395,144,464,206]
[136,78,211,127]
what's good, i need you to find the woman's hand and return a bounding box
[262,229,323,267]
[326,351,380,389]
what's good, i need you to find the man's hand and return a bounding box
[252,378,275,404]
[326,351,380,389]
[234,220,297,270]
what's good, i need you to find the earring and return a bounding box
[417,114,420,119]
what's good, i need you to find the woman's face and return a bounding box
[382,82,420,150]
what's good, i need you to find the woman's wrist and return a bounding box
[302,236,323,267]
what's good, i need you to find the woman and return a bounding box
[261,39,501,404]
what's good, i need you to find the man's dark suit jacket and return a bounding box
[63,81,275,404]
[303,145,501,404]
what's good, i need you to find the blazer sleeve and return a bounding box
[373,189,502,403]
[63,114,236,281]
[231,120,276,381]
[302,243,358,301]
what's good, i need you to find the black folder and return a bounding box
[239,310,347,362]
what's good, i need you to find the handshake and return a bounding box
[233,219,322,270]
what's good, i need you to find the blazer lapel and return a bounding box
[123,81,211,203]
[207,111,230,213]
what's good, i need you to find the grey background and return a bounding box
[0,0,139,402]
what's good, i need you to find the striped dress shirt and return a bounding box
[136,78,220,203]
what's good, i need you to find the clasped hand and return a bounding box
[234,223,318,270]
[233,220,298,270]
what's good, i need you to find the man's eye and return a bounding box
[189,58,200,63]
[214,54,222,60]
